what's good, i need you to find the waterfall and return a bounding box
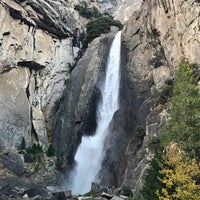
[68,31,122,194]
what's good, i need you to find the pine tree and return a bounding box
[141,158,162,200]
[19,137,26,150]
[161,59,200,159]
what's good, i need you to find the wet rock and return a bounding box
[90,182,102,196]
[53,32,115,163]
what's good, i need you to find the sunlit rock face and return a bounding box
[0,0,82,149]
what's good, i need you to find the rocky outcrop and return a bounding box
[115,0,143,22]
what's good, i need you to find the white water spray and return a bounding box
[68,31,122,194]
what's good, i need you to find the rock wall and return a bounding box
[117,0,200,196]
[0,0,82,150]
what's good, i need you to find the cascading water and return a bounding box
[68,31,122,194]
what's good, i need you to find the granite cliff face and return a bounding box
[0,0,200,199]
[117,0,200,195]
[0,0,85,193]
[0,0,83,150]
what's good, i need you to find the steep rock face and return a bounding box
[149,0,200,66]
[118,0,200,195]
[0,68,32,149]
[0,0,89,191]
[53,32,116,164]
[0,0,81,150]
[97,0,122,12]
[0,0,124,191]
[115,0,143,21]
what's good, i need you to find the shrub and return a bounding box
[121,185,132,197]
[149,47,165,68]
[74,5,123,49]
[148,39,165,68]
[74,5,102,19]
[83,16,123,48]
[157,79,173,105]
[24,153,35,163]
[26,143,43,155]
[19,137,26,150]
[191,63,200,81]
[149,136,160,152]
[55,157,68,171]
[46,144,55,157]
[24,143,43,163]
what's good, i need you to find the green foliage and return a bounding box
[74,5,123,49]
[83,16,123,48]
[149,136,160,152]
[148,39,165,68]
[149,47,165,68]
[74,5,102,19]
[85,191,96,198]
[125,197,133,200]
[141,158,163,200]
[157,79,173,105]
[26,143,43,155]
[24,143,43,163]
[19,137,26,150]
[24,153,35,163]
[121,185,132,197]
[142,59,200,199]
[161,59,200,159]
[46,144,55,157]
[191,63,200,81]
[148,40,159,48]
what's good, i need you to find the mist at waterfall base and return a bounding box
[67,31,122,195]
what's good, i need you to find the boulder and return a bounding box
[1,151,25,176]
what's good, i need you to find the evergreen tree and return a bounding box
[19,137,26,150]
[161,59,200,159]
[141,157,163,200]
[46,144,55,157]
